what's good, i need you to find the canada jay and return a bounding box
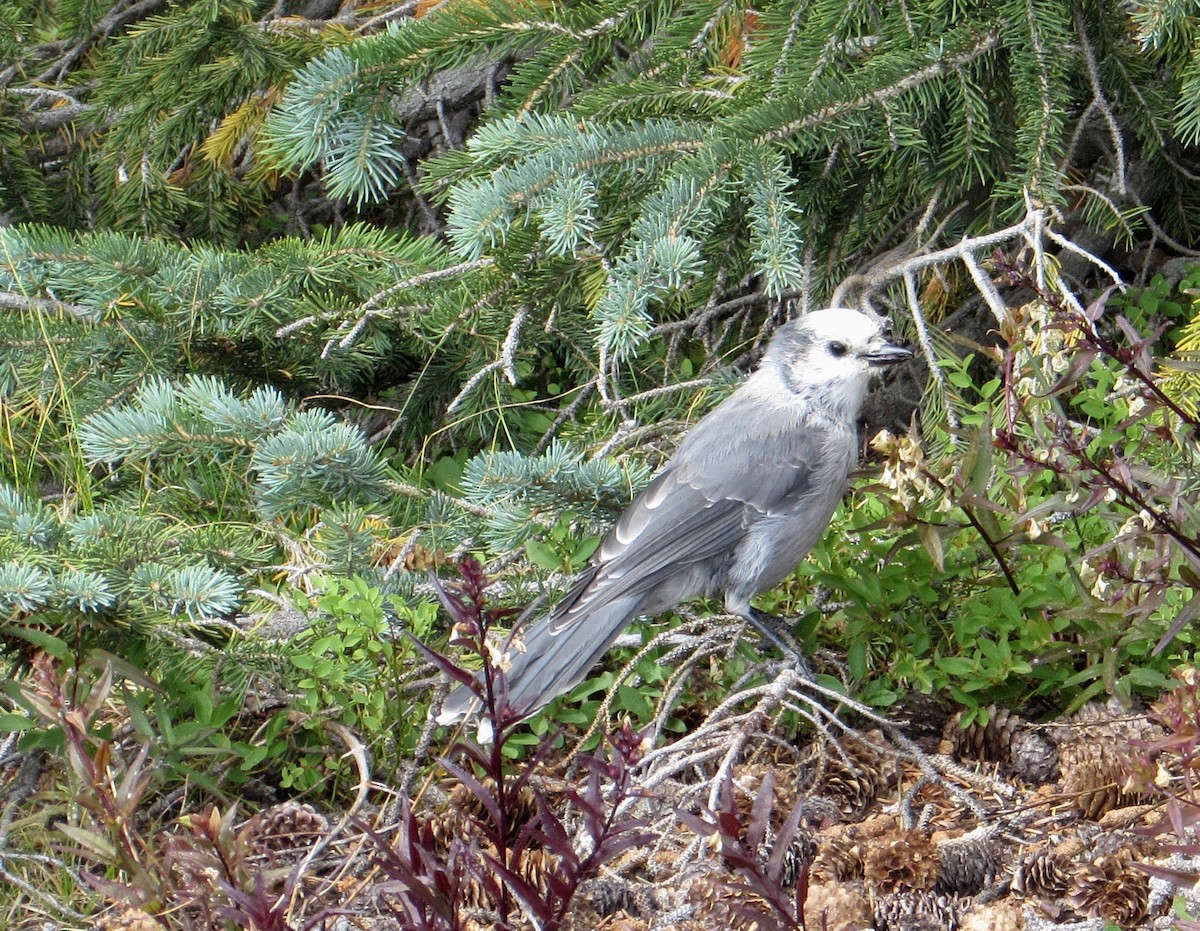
[438,307,911,725]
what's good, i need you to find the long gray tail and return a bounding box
[436,595,644,725]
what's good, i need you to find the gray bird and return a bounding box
[438,307,911,725]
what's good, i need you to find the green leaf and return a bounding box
[935,656,978,677]
[570,535,601,568]
[2,626,69,660]
[615,683,652,719]
[241,744,270,769]
[57,823,117,861]
[428,455,464,492]
[847,639,868,680]
[0,713,33,733]
[524,539,562,572]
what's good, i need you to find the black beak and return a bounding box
[864,343,913,366]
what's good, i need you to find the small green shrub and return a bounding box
[801,263,1200,726]
[270,576,437,793]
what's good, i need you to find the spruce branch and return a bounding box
[1140,208,1200,259]
[962,248,1010,322]
[385,479,491,519]
[610,376,716,410]
[499,305,527,387]
[447,361,504,415]
[902,271,957,430]
[1043,225,1124,287]
[756,28,1003,144]
[1013,0,1059,188]
[274,257,493,339]
[36,0,168,84]
[354,1,422,34]
[769,5,806,92]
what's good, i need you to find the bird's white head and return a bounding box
[761,307,911,416]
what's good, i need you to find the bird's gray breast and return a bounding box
[720,416,858,600]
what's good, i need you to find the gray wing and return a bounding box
[548,391,827,631]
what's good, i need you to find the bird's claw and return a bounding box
[744,608,815,681]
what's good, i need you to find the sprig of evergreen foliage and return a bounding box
[79,375,389,518]
[0,368,409,669]
[459,440,652,552]
[0,480,255,648]
[86,0,330,239]
[0,222,474,478]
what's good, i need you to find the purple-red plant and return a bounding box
[415,554,526,742]
[361,796,473,931]
[373,557,658,930]
[162,804,344,931]
[1127,673,1200,927]
[489,720,655,928]
[16,652,164,909]
[678,770,810,931]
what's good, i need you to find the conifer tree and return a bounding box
[1,0,1199,664]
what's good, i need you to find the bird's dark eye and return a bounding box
[828,341,848,358]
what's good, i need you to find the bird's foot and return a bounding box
[744,608,815,681]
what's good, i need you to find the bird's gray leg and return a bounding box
[744,607,815,681]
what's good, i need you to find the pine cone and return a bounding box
[1065,851,1150,926]
[732,762,799,828]
[243,800,328,854]
[581,875,658,918]
[812,815,893,883]
[804,730,899,819]
[1089,826,1160,861]
[446,778,538,845]
[1011,845,1070,899]
[862,827,939,893]
[804,882,873,931]
[812,827,864,882]
[1055,699,1161,819]
[683,874,743,927]
[425,807,480,851]
[1007,728,1060,783]
[462,847,559,911]
[95,905,161,931]
[822,761,885,820]
[941,705,1060,783]
[1059,747,1139,819]
[934,828,1005,896]
[871,889,961,931]
[756,830,817,889]
[942,705,1021,763]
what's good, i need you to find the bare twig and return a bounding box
[0,291,94,321]
[902,271,957,429]
[275,258,493,339]
[830,209,1041,315]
